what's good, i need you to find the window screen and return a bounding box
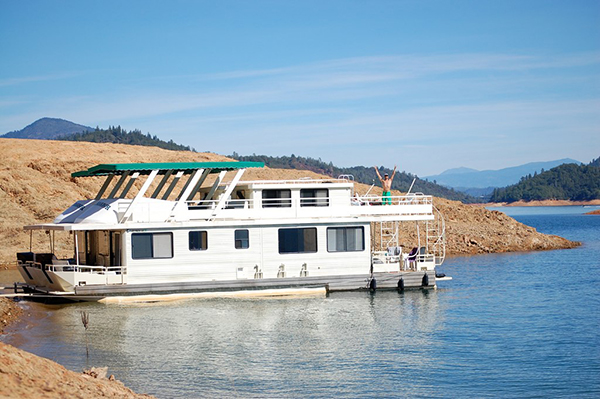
[327,227,364,252]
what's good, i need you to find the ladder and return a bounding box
[426,205,446,266]
[374,220,399,251]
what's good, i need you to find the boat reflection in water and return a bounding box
[8,289,445,398]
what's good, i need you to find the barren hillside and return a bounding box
[0,138,578,266]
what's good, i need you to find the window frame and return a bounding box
[300,188,329,207]
[326,226,365,252]
[131,232,174,259]
[189,230,208,251]
[262,189,292,208]
[235,229,250,249]
[278,227,318,254]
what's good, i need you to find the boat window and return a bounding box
[300,189,329,207]
[327,227,364,252]
[132,233,173,259]
[189,231,208,251]
[262,189,292,208]
[235,230,249,249]
[278,228,317,253]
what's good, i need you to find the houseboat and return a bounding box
[15,162,447,301]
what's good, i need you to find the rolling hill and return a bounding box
[2,117,93,140]
[490,158,600,203]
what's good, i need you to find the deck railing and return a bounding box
[180,193,434,222]
[371,250,436,271]
[18,259,126,275]
[185,194,432,210]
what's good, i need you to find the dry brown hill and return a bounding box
[0,138,578,266]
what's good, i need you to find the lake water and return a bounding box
[4,206,600,398]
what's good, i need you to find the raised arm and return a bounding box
[373,166,383,181]
[391,165,397,180]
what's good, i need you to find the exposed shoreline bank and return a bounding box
[0,296,156,398]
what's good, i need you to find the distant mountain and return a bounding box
[438,167,479,176]
[454,186,497,198]
[424,159,582,189]
[490,158,600,202]
[2,117,93,140]
[2,118,195,153]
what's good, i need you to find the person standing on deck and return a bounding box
[374,165,397,205]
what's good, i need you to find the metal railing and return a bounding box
[18,259,126,275]
[372,251,435,271]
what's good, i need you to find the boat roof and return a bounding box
[71,161,265,177]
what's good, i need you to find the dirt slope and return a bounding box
[0,138,578,266]
[0,338,155,399]
[3,296,155,398]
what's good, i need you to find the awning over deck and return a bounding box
[71,162,264,177]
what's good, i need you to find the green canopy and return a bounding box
[72,162,264,177]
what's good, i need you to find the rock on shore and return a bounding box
[0,297,22,335]
[436,199,579,255]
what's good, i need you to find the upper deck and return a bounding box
[25,162,435,230]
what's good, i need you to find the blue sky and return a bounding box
[1,0,598,176]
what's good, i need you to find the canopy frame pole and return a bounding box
[108,172,131,198]
[205,171,227,202]
[95,175,115,200]
[187,169,211,201]
[120,169,159,223]
[118,172,140,198]
[211,169,245,220]
[161,171,184,200]
[151,170,173,199]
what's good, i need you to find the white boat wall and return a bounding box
[15,162,446,301]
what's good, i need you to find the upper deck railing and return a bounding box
[177,193,434,222]
[240,178,353,186]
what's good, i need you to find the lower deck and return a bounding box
[14,270,438,302]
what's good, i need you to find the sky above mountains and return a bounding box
[1,0,599,176]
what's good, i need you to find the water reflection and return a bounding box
[6,289,444,398]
